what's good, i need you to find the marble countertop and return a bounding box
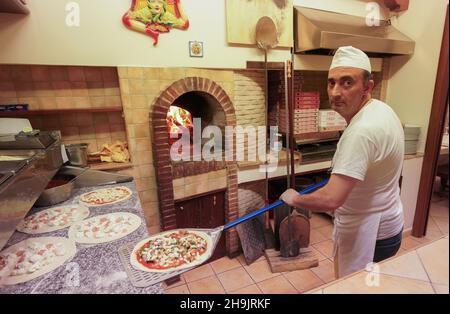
[0,181,163,294]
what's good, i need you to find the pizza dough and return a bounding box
[17,204,90,234]
[0,237,76,285]
[68,212,141,244]
[79,186,132,207]
[129,229,212,273]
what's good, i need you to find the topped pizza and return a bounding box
[17,204,89,234]
[130,230,211,272]
[79,186,132,207]
[0,237,76,285]
[68,212,141,244]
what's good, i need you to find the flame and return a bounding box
[166,105,193,139]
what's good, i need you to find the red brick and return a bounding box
[184,77,194,91]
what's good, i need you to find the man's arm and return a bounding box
[279,174,359,213]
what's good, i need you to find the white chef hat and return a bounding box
[330,46,372,73]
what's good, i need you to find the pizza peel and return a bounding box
[119,180,328,287]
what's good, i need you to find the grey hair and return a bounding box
[363,70,373,87]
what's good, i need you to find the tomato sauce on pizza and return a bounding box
[135,230,208,270]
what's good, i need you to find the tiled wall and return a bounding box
[173,170,228,200]
[28,112,127,153]
[117,67,236,233]
[0,65,126,153]
[0,65,122,110]
[233,70,266,166]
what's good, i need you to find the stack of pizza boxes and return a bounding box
[318,109,347,131]
[279,92,319,134]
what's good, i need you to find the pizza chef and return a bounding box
[280,46,405,278]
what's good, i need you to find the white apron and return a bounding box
[332,211,382,278]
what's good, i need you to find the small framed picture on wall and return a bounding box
[189,41,203,57]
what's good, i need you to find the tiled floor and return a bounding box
[163,193,449,294]
[309,237,449,294]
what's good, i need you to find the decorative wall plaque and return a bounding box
[123,0,189,46]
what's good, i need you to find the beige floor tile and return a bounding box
[210,256,242,274]
[316,225,334,240]
[310,213,333,229]
[243,260,278,283]
[237,254,265,266]
[393,247,409,258]
[164,284,191,294]
[430,203,449,219]
[312,239,334,259]
[230,284,263,294]
[310,229,327,245]
[310,246,328,261]
[400,236,423,251]
[376,250,430,282]
[432,216,449,235]
[182,264,215,283]
[283,269,324,293]
[187,275,226,294]
[217,267,254,292]
[432,283,449,294]
[257,275,297,294]
[322,272,435,294]
[426,217,445,236]
[410,235,434,245]
[306,289,323,294]
[416,238,449,285]
[311,259,336,283]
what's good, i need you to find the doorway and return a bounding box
[412,6,449,238]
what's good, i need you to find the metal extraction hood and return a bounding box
[294,6,415,56]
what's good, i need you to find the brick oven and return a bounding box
[151,77,240,257]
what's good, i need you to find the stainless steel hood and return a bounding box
[294,6,415,56]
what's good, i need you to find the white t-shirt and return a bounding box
[331,99,405,240]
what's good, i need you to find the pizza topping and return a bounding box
[20,205,88,232]
[74,214,135,239]
[80,187,131,206]
[136,230,208,270]
[0,241,66,278]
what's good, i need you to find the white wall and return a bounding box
[0,0,291,68]
[386,0,448,153]
[0,0,390,69]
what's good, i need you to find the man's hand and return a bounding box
[280,188,300,207]
[278,174,358,213]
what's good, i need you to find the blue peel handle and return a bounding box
[223,179,329,230]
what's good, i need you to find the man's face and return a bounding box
[327,67,372,121]
[148,0,164,14]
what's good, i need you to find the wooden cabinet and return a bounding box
[175,191,226,261]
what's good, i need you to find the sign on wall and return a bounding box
[122,0,189,46]
[225,0,293,48]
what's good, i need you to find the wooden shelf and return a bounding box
[0,107,123,117]
[281,131,341,144]
[88,162,133,171]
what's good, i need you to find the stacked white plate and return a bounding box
[404,124,421,155]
